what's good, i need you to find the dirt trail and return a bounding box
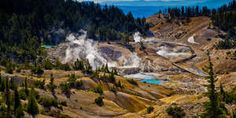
[173,63,207,77]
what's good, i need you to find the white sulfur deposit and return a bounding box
[187,35,199,44]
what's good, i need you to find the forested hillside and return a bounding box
[165,0,236,49]
[166,0,236,35]
[211,0,236,36]
[0,0,149,64]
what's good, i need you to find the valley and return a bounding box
[0,0,236,118]
[1,15,235,118]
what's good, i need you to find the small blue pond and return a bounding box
[140,79,161,85]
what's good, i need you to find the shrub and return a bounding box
[73,59,85,71]
[110,86,117,94]
[68,74,77,81]
[34,79,45,89]
[16,66,22,73]
[115,81,123,88]
[232,111,236,118]
[18,88,27,100]
[95,96,104,107]
[95,71,116,83]
[63,74,83,90]
[92,70,99,79]
[216,38,236,49]
[5,63,14,74]
[0,103,7,116]
[60,101,67,106]
[100,64,109,73]
[206,38,212,41]
[226,51,231,55]
[166,105,185,118]
[47,109,71,118]
[93,85,103,95]
[127,79,138,86]
[38,96,58,108]
[27,88,39,116]
[222,91,236,104]
[60,83,70,95]
[59,63,71,71]
[140,42,146,50]
[47,74,57,93]
[233,51,236,57]
[0,76,6,92]
[108,73,116,83]
[43,59,54,70]
[75,80,83,89]
[83,60,93,75]
[23,78,29,96]
[147,106,154,114]
[111,69,118,75]
[31,66,44,76]
[67,74,77,88]
[15,106,24,118]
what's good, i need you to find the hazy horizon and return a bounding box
[78,0,232,17]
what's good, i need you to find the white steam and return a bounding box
[63,30,141,70]
[156,46,191,59]
[133,32,142,43]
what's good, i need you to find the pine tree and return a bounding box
[14,87,23,118]
[47,74,56,95]
[0,74,5,92]
[5,77,11,118]
[14,87,20,112]
[10,78,16,90]
[15,106,24,118]
[84,59,93,75]
[105,64,109,73]
[27,88,39,117]
[5,61,14,74]
[73,59,84,71]
[24,78,29,96]
[202,51,227,118]
[220,84,226,101]
[108,73,116,83]
[43,59,53,70]
[233,111,236,118]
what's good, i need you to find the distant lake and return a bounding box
[100,0,232,18]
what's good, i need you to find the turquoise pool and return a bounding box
[124,73,162,85]
[140,79,161,85]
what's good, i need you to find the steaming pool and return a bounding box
[124,73,163,85]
